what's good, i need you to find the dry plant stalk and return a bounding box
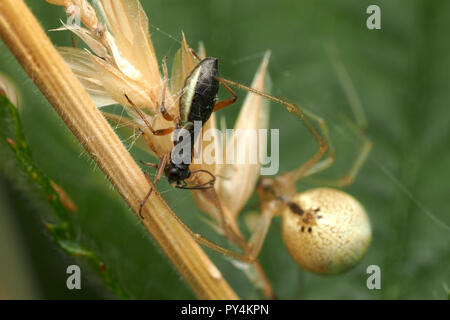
[0,0,238,299]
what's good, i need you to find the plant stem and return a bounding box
[0,0,238,300]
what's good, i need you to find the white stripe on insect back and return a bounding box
[181,67,202,123]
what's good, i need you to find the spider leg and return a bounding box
[247,195,308,259]
[148,171,253,262]
[326,43,368,129]
[217,77,329,183]
[305,46,372,186]
[300,109,336,177]
[162,206,255,263]
[183,169,254,253]
[140,175,254,262]
[306,113,372,187]
[247,208,275,260]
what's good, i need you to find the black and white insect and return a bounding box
[125,52,238,218]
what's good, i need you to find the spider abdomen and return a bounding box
[282,188,372,274]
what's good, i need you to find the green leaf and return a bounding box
[0,94,130,299]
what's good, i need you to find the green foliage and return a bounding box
[0,94,130,298]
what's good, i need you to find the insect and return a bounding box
[125,52,238,218]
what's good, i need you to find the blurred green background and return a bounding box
[0,0,449,299]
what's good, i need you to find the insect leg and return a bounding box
[140,160,158,168]
[173,170,215,191]
[189,169,215,186]
[138,128,162,158]
[138,152,169,218]
[213,79,238,112]
[160,57,181,126]
[189,48,202,62]
[160,56,172,121]
[125,94,175,136]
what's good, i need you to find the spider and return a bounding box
[127,45,372,270]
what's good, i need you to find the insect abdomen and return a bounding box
[180,58,219,125]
